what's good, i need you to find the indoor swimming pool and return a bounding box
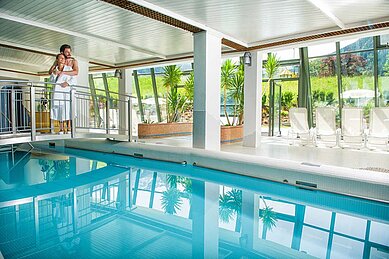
[0,146,388,258]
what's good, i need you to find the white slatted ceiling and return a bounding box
[144,0,389,44]
[0,0,388,74]
[0,47,52,65]
[144,0,336,43]
[0,0,194,58]
[325,0,389,25]
[0,18,155,64]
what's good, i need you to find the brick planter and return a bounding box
[138,122,193,139]
[221,125,243,144]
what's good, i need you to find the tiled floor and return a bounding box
[138,135,389,170]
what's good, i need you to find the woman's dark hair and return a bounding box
[56,53,65,59]
[60,44,71,53]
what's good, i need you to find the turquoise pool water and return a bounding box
[0,147,388,258]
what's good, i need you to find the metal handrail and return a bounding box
[0,80,133,144]
[0,80,136,99]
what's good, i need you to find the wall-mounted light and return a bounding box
[114,69,122,79]
[243,52,252,66]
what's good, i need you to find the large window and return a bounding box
[341,50,374,120]
[378,48,389,107]
[308,42,339,126]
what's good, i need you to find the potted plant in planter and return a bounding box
[220,60,245,143]
[138,65,193,138]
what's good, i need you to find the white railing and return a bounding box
[0,80,135,145]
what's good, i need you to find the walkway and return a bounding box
[138,135,389,171]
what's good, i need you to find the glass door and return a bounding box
[268,78,299,136]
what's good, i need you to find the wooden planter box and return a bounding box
[138,122,244,144]
[138,122,193,139]
[35,111,50,133]
[35,111,60,133]
[221,125,243,144]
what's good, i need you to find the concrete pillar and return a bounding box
[193,31,222,151]
[243,51,262,147]
[191,180,219,259]
[118,68,133,135]
[75,58,90,128]
[240,190,259,249]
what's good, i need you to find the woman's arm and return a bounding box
[48,61,58,75]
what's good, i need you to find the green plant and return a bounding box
[281,91,294,109]
[384,53,389,76]
[264,53,280,93]
[229,63,245,125]
[184,71,194,110]
[221,59,236,126]
[162,65,187,122]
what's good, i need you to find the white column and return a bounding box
[240,190,259,249]
[118,68,133,135]
[191,180,219,259]
[243,51,262,147]
[77,58,89,87]
[193,31,222,150]
[75,58,90,129]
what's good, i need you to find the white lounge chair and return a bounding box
[314,107,338,147]
[366,107,389,151]
[287,108,312,146]
[340,108,364,149]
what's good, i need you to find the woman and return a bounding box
[50,53,76,134]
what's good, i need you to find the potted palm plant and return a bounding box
[220,60,245,143]
[138,65,193,138]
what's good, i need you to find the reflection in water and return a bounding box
[0,155,388,259]
[39,159,70,182]
[219,188,243,233]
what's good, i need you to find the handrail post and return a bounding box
[30,86,36,141]
[128,98,132,142]
[11,88,16,135]
[105,99,109,134]
[70,88,76,138]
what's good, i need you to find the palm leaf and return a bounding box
[265,53,280,79]
[221,59,236,125]
[219,194,234,223]
[259,206,278,231]
[161,188,183,215]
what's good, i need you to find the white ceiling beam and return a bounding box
[305,0,346,29]
[0,58,47,69]
[0,12,166,59]
[0,40,115,67]
[116,0,248,48]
